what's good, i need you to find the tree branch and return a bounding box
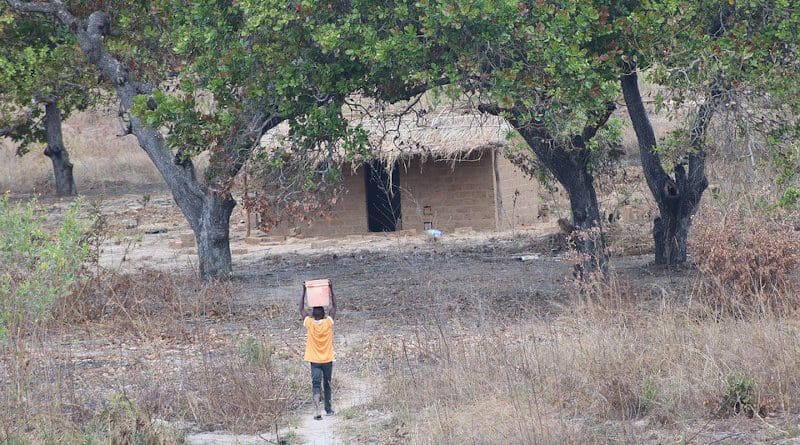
[684,75,722,203]
[579,102,616,143]
[5,0,60,14]
[6,0,205,227]
[621,64,671,206]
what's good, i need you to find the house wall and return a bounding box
[267,169,368,237]
[262,147,557,238]
[494,151,547,229]
[399,152,497,232]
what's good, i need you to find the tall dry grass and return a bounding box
[361,158,800,443]
[1,267,305,443]
[367,275,800,444]
[0,109,163,194]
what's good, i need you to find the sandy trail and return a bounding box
[185,370,374,445]
[289,370,374,444]
[185,345,377,445]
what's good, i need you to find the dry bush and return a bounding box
[564,267,637,316]
[55,268,233,338]
[0,337,301,443]
[690,206,800,315]
[2,266,304,441]
[368,273,800,444]
[159,349,305,432]
[0,331,185,444]
[84,393,183,445]
[125,334,305,433]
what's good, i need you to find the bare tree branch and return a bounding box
[5,0,60,14]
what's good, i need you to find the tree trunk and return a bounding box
[562,165,606,272]
[515,124,609,275]
[43,101,76,196]
[492,148,507,229]
[196,192,236,278]
[621,67,713,265]
[3,4,270,279]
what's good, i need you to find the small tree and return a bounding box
[620,1,800,264]
[0,6,98,196]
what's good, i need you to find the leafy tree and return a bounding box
[0,5,98,196]
[620,0,800,264]
[269,0,639,273]
[4,0,368,278]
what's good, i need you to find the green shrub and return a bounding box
[639,377,659,413]
[240,335,275,368]
[0,195,92,341]
[721,373,757,417]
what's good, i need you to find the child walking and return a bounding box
[299,281,337,420]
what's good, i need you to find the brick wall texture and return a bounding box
[495,151,544,229]
[266,147,554,237]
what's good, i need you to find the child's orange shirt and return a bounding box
[303,316,334,363]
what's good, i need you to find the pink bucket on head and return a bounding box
[305,279,331,307]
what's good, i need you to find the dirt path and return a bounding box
[288,369,375,444]
[185,371,373,445]
[185,337,378,445]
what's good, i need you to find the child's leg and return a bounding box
[311,364,323,418]
[322,362,333,413]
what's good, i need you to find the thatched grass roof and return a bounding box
[260,102,517,166]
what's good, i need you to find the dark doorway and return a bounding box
[364,160,401,232]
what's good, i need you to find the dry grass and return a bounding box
[0,268,306,443]
[0,110,163,194]
[357,164,800,444]
[365,273,800,444]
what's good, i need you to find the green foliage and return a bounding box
[639,377,658,413]
[772,142,800,187]
[777,186,799,210]
[636,0,800,167]
[756,142,800,210]
[0,195,92,341]
[722,372,756,416]
[654,128,692,169]
[130,0,641,172]
[239,335,274,369]
[0,4,98,155]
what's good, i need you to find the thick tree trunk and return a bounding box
[2,2,276,279]
[43,101,76,196]
[196,192,236,278]
[563,166,606,272]
[515,124,609,275]
[621,67,713,265]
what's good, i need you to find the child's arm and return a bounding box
[329,281,337,319]
[299,284,309,319]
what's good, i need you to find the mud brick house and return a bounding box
[260,111,561,237]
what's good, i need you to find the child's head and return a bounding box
[312,306,325,320]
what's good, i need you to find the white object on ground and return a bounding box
[425,229,444,239]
